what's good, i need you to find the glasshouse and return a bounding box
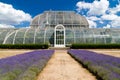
[0,11,120,47]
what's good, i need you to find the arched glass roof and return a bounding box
[30,11,89,28]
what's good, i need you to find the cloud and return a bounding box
[111,18,120,28]
[101,14,118,20]
[0,24,15,28]
[76,0,109,16]
[103,24,111,28]
[87,19,97,28]
[87,16,100,21]
[109,5,120,14]
[86,16,97,28]
[88,0,109,16]
[0,2,32,28]
[76,2,91,13]
[76,0,120,28]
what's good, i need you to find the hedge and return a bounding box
[70,44,120,49]
[0,44,49,49]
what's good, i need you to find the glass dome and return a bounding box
[0,11,120,47]
[30,11,89,28]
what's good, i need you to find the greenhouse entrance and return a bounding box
[54,25,65,47]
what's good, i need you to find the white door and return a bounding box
[54,24,65,47]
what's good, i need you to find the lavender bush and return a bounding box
[68,50,120,80]
[0,50,54,80]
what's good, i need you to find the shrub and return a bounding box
[0,44,49,49]
[70,44,120,49]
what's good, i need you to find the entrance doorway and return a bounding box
[54,24,65,47]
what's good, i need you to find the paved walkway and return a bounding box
[37,50,96,80]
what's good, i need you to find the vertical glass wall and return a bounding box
[0,11,120,46]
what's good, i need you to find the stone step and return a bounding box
[49,47,70,50]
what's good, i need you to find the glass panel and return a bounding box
[55,25,64,46]
[56,30,64,45]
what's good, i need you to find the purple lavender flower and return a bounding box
[68,50,120,80]
[0,50,54,80]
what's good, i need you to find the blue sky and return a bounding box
[0,0,120,28]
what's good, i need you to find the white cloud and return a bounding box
[76,2,91,13]
[101,14,118,20]
[76,0,109,16]
[0,24,15,28]
[88,0,109,16]
[111,18,120,28]
[0,2,32,28]
[87,19,97,28]
[109,4,120,14]
[86,16,97,28]
[101,12,120,28]
[99,20,104,24]
[87,16,100,21]
[103,24,111,28]
[76,0,120,28]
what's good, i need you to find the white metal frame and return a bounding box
[54,24,65,47]
[3,30,16,44]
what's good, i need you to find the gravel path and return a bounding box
[0,49,32,58]
[37,50,96,80]
[89,49,120,57]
